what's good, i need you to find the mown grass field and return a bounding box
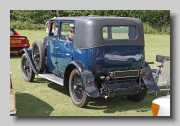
[10,30,170,116]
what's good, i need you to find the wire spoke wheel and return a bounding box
[69,69,90,108]
[72,74,84,102]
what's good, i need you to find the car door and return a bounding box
[46,21,59,75]
[55,21,74,77]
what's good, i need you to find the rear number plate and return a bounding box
[10,40,21,44]
[114,70,139,78]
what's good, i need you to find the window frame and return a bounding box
[59,21,75,42]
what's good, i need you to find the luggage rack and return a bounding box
[100,70,141,97]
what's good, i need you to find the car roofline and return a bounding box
[49,16,141,22]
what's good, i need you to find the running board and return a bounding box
[38,73,64,86]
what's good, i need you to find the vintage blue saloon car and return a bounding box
[20,16,160,108]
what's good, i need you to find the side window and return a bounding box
[49,21,58,38]
[59,22,75,41]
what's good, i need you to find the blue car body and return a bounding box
[21,16,160,107]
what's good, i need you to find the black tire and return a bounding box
[32,41,45,73]
[21,53,35,82]
[69,69,90,108]
[127,86,147,102]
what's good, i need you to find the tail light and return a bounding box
[151,102,160,116]
[141,72,145,76]
[26,39,29,44]
[88,81,92,84]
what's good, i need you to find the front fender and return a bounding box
[20,48,38,75]
[142,61,160,92]
[68,61,100,98]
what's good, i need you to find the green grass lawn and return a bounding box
[10,30,170,116]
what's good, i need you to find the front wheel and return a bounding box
[21,53,35,82]
[69,69,90,108]
[127,86,147,102]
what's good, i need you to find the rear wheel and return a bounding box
[21,53,35,82]
[69,69,90,108]
[127,86,147,102]
[32,41,45,73]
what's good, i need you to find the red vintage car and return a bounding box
[10,28,30,55]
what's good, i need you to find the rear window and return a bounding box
[102,26,137,40]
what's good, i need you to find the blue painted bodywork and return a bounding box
[73,45,144,76]
[45,37,145,77]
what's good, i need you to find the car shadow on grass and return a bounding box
[11,92,54,116]
[23,77,167,115]
[46,81,159,114]
[27,77,70,96]
[47,82,70,97]
[86,93,158,114]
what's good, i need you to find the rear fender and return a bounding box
[141,61,160,91]
[67,61,100,98]
[20,48,38,75]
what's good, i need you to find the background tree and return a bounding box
[10,10,170,34]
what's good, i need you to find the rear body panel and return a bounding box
[73,45,144,76]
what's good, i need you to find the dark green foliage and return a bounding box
[10,10,170,34]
